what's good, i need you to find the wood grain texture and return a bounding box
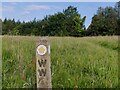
[36,38,52,88]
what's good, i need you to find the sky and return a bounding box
[2,2,116,28]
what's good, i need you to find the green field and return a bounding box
[2,36,118,88]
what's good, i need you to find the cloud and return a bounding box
[0,7,2,12]
[20,4,60,16]
[0,6,2,18]
[20,4,51,15]
[10,2,17,5]
[21,11,30,15]
[2,5,15,12]
[26,5,50,11]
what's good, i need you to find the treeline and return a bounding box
[87,2,120,36]
[2,6,86,37]
[1,2,120,36]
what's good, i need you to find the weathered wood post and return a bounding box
[36,38,52,89]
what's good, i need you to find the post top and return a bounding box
[36,37,50,45]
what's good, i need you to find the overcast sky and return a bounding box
[2,2,116,28]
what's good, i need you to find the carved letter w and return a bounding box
[38,59,47,67]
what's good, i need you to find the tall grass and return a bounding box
[2,36,118,88]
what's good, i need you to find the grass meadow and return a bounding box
[2,36,118,88]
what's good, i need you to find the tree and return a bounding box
[87,6,118,36]
[63,6,86,36]
[38,6,86,36]
[115,1,120,35]
[0,19,2,35]
[2,6,86,36]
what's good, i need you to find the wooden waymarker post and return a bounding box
[36,38,52,89]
